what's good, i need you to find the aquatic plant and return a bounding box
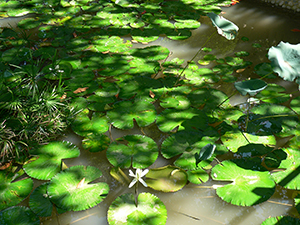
[0,0,300,224]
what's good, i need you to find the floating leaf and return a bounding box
[237,113,282,136]
[23,142,80,180]
[295,194,300,215]
[156,108,200,132]
[254,63,277,79]
[207,12,239,40]
[234,79,267,96]
[255,84,290,104]
[0,206,40,225]
[107,193,167,225]
[0,167,33,210]
[212,160,275,206]
[145,166,187,192]
[107,135,158,169]
[261,216,300,225]
[47,165,109,211]
[29,183,53,217]
[221,129,276,153]
[268,41,300,86]
[186,168,209,184]
[161,128,207,157]
[82,133,110,152]
[195,143,216,165]
[106,98,156,130]
[175,137,226,167]
[271,148,300,190]
[71,110,109,137]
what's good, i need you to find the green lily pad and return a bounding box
[271,148,300,190]
[186,168,209,184]
[82,133,111,152]
[106,135,158,169]
[187,88,230,113]
[221,129,276,153]
[29,183,53,217]
[237,113,282,136]
[268,41,300,86]
[234,79,267,96]
[107,192,167,225]
[160,130,204,159]
[18,18,40,30]
[0,167,33,210]
[47,165,109,211]
[254,63,277,79]
[106,98,156,130]
[23,142,80,180]
[156,108,202,132]
[71,110,109,137]
[261,216,300,225]
[295,193,300,215]
[250,104,298,136]
[174,136,228,170]
[290,96,300,115]
[255,84,290,104]
[0,206,40,225]
[145,165,188,192]
[211,160,275,206]
[207,12,239,40]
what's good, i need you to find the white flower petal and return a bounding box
[129,170,135,177]
[140,169,149,177]
[139,178,148,187]
[128,178,137,188]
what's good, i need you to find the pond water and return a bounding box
[4,1,300,224]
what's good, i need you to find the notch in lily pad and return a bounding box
[107,192,167,225]
[23,141,80,180]
[234,79,267,96]
[47,165,109,211]
[207,12,239,40]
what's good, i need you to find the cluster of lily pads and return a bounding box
[1,0,300,224]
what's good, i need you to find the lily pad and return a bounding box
[106,98,156,130]
[255,84,290,104]
[23,141,80,180]
[71,110,109,137]
[234,79,267,96]
[271,148,300,190]
[261,216,300,225]
[107,192,167,225]
[211,160,275,206]
[0,167,33,210]
[254,63,277,79]
[160,130,204,159]
[82,133,111,152]
[106,135,158,169]
[0,206,40,225]
[29,183,53,217]
[186,168,209,184]
[207,12,239,40]
[156,108,201,132]
[221,129,276,153]
[145,166,187,192]
[268,41,300,86]
[47,165,109,211]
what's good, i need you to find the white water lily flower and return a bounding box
[128,168,149,188]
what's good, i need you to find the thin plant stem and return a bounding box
[174,31,217,85]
